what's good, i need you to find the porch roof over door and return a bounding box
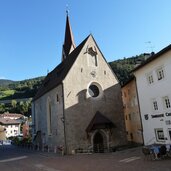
[86,111,116,133]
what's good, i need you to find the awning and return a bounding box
[86,111,116,133]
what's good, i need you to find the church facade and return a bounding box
[32,15,127,154]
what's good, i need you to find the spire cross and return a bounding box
[66,4,69,15]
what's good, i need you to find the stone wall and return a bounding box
[63,36,127,153]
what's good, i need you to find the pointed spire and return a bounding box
[62,13,76,61]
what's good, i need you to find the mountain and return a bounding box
[109,53,151,85]
[0,79,15,87]
[0,76,45,100]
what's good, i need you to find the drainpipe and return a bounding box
[31,102,36,139]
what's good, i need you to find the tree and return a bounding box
[0,103,5,113]
[11,100,17,108]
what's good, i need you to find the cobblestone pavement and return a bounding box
[1,145,171,171]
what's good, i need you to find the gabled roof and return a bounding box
[33,35,89,101]
[90,34,119,83]
[0,113,24,119]
[86,111,116,132]
[0,118,20,125]
[132,44,171,72]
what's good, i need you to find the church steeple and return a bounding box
[62,13,76,61]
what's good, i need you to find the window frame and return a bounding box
[87,47,98,67]
[147,72,154,84]
[128,113,131,120]
[163,96,171,109]
[88,85,100,98]
[155,128,165,141]
[156,67,165,81]
[47,98,52,136]
[87,82,103,99]
[152,99,158,111]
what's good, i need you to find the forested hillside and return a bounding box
[109,53,150,85]
[0,77,44,100]
[0,79,14,87]
[0,77,44,115]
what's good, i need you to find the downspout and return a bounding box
[31,102,36,136]
[33,102,36,134]
[62,82,67,154]
[134,77,145,145]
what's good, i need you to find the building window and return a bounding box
[56,94,59,102]
[147,73,154,84]
[168,129,171,140]
[155,128,165,141]
[152,99,158,110]
[156,67,164,80]
[129,114,131,120]
[87,47,98,67]
[88,82,102,98]
[92,55,97,66]
[124,91,127,97]
[88,85,99,97]
[49,103,52,134]
[47,100,52,135]
[130,133,133,140]
[163,96,171,109]
[165,120,171,125]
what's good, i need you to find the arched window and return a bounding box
[91,55,97,67]
[47,98,52,135]
[87,47,98,67]
[56,94,59,103]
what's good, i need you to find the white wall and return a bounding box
[4,124,20,138]
[134,50,171,145]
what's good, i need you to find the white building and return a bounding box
[0,118,21,138]
[133,45,171,145]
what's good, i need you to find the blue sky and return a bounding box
[0,0,171,81]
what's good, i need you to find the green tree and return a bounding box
[0,103,5,113]
[11,99,17,108]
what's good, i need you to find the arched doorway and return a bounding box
[93,132,104,153]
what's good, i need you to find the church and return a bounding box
[32,14,127,154]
